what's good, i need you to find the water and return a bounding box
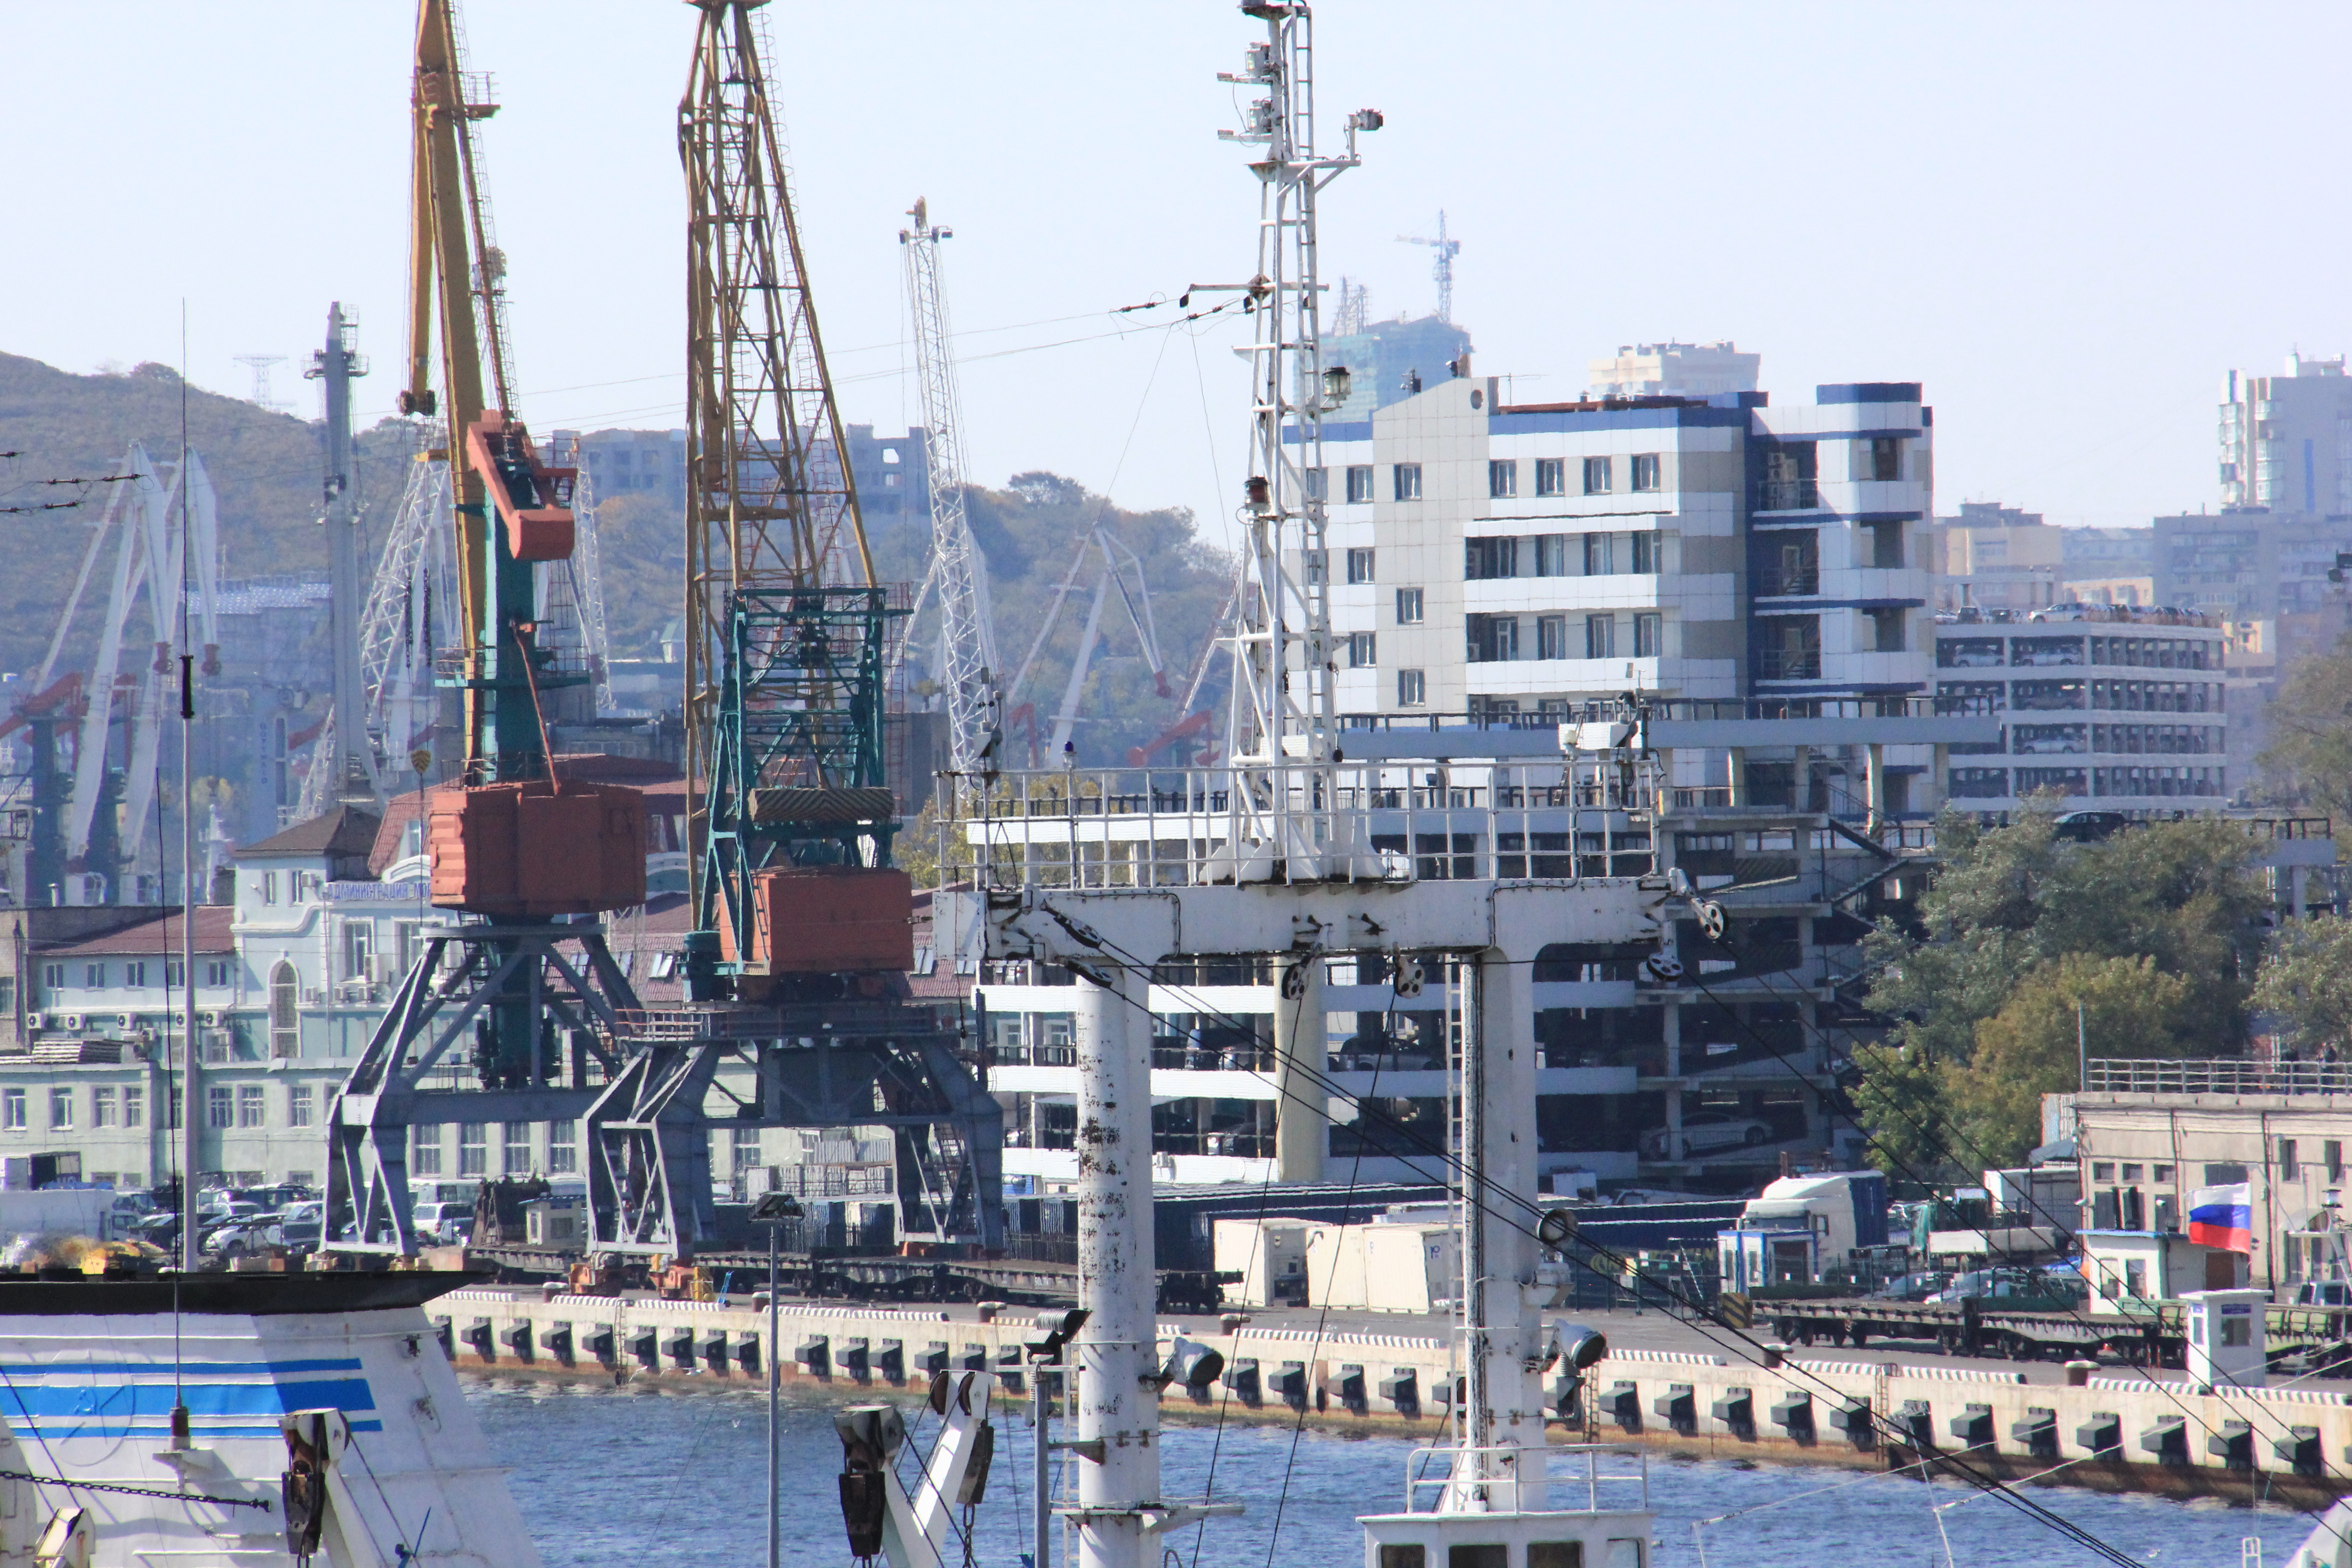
[469,1378,2302,1567]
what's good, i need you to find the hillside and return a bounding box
[0,351,421,681]
[0,349,1235,769]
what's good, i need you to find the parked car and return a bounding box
[201,1218,283,1259]
[410,1201,473,1243]
[2053,809,2134,843]
[1869,1270,1951,1302]
[1641,1114,1775,1158]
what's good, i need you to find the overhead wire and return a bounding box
[1045,939,2153,1568]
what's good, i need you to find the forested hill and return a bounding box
[0,352,419,681]
[0,351,1235,767]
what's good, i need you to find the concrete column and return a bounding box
[1458,946,1546,1509]
[1272,952,1326,1183]
[1790,745,1812,811]
[1071,961,1156,1568]
[1726,747,1746,805]
[1864,743,1886,823]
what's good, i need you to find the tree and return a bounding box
[1954,953,2197,1167]
[1855,806,2263,1177]
[2253,915,2352,1058]
[2259,630,2352,821]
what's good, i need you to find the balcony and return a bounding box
[1754,480,1822,512]
[1754,648,1822,681]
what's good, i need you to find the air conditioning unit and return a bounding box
[23,1012,44,1031]
[57,1014,83,1031]
[117,1013,137,1031]
[198,1009,226,1027]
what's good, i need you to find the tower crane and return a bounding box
[577,0,1000,1263]
[323,0,647,1256]
[898,199,1002,773]
[1396,209,1460,324]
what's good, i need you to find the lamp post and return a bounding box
[750,1191,804,1568]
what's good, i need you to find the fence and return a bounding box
[2086,1058,2352,1097]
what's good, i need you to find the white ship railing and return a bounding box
[1401,1443,1649,1515]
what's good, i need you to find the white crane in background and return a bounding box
[1000,524,1170,766]
[898,199,1002,771]
[37,443,221,886]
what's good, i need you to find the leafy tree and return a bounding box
[1855,806,2263,1177]
[1954,953,2197,1167]
[2252,915,2352,1058]
[2259,630,2352,821]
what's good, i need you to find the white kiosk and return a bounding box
[2180,1287,2268,1390]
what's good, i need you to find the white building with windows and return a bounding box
[1935,605,2232,815]
[1314,370,1940,804]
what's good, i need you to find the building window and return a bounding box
[504,1121,533,1176]
[1345,466,1374,504]
[412,1124,442,1177]
[124,961,147,990]
[1583,534,1614,576]
[1867,519,1905,569]
[1536,615,1568,661]
[2,1090,22,1131]
[84,964,104,990]
[1395,588,1424,625]
[1586,615,1617,660]
[124,1085,142,1128]
[459,1123,488,1176]
[1582,456,1612,495]
[549,1120,578,1175]
[167,1088,181,1130]
[205,960,230,988]
[269,961,299,1058]
[1346,632,1377,668]
[1532,534,1569,577]
[261,872,279,906]
[238,1085,265,1128]
[1302,466,1327,502]
[288,1084,314,1128]
[2280,1138,2300,1180]
[1346,548,1376,585]
[1489,460,1518,499]
[39,964,63,995]
[1465,537,1519,580]
[1636,612,1662,658]
[1392,463,1422,502]
[49,1088,71,1130]
[208,1085,234,1130]
[165,960,184,990]
[732,1126,763,1176]
[1869,608,1907,653]
[1396,669,1426,707]
[1535,458,1565,498]
[1630,453,1662,493]
[345,922,373,982]
[93,1088,116,1128]
[1467,614,1520,663]
[1852,436,1903,483]
[1630,531,1661,574]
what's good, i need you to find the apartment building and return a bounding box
[1934,605,2231,815]
[1315,372,1938,799]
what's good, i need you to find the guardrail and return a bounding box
[2085,1058,2352,1097]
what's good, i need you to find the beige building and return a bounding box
[2062,1075,2352,1302]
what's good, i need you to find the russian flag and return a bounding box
[2188,1183,2253,1252]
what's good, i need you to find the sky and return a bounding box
[7,3,2352,551]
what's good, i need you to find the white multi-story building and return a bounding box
[1316,372,1940,807]
[1935,605,2231,815]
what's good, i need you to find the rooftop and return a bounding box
[237,804,383,862]
[42,906,235,957]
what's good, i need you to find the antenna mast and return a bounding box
[899,199,1002,772]
[1211,5,1378,833]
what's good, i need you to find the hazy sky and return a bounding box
[8,3,2349,551]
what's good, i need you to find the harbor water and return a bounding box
[469,1377,2308,1567]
